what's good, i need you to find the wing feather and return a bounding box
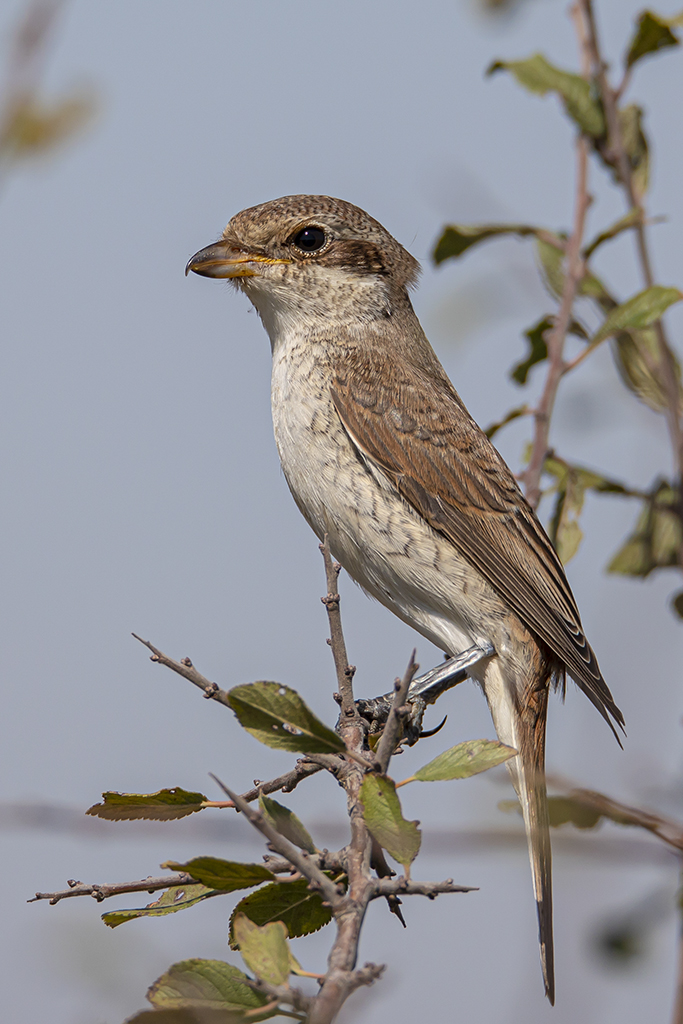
[330,353,624,735]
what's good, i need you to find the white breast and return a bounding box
[269,330,505,659]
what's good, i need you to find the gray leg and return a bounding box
[407,642,495,704]
[355,642,495,745]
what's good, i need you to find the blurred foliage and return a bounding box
[0,0,97,181]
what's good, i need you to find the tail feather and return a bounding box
[511,684,554,1005]
[482,660,555,1004]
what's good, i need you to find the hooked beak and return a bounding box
[185,240,291,279]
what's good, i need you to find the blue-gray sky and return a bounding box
[2,1,682,1021]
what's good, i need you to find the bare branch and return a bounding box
[210,776,344,908]
[238,759,327,803]
[522,134,591,508]
[132,633,233,707]
[320,536,359,724]
[372,877,476,899]
[373,651,419,773]
[29,872,194,904]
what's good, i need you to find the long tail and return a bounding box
[483,662,554,1004]
[512,683,554,1005]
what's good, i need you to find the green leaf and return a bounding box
[229,878,334,947]
[258,794,316,853]
[499,796,602,830]
[545,460,586,564]
[412,739,516,782]
[488,54,605,137]
[484,404,529,440]
[125,1009,251,1024]
[620,104,650,199]
[582,208,642,260]
[360,775,421,871]
[147,959,272,1016]
[86,788,207,821]
[612,326,683,412]
[227,681,345,755]
[672,590,683,618]
[433,223,543,264]
[608,481,682,577]
[535,235,566,299]
[544,457,638,564]
[591,286,682,346]
[103,884,221,928]
[163,858,274,892]
[547,796,603,830]
[625,11,679,69]
[232,915,290,987]
[511,316,551,384]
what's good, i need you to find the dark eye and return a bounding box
[292,226,326,253]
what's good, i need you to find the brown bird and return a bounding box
[186,195,624,1004]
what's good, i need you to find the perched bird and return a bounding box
[187,195,624,1004]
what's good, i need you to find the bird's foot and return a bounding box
[355,642,495,747]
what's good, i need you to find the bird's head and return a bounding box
[186,195,420,338]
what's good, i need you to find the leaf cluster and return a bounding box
[434,10,683,593]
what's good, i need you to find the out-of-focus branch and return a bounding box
[521,133,591,509]
[549,776,683,853]
[579,0,683,502]
[30,872,194,904]
[521,4,593,509]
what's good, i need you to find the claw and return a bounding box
[354,642,495,747]
[419,714,448,739]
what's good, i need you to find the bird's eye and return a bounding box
[292,226,326,253]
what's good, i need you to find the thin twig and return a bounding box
[521,9,592,509]
[210,776,344,907]
[238,760,327,803]
[372,877,475,898]
[319,536,358,722]
[580,0,683,492]
[548,775,683,853]
[29,873,194,904]
[373,652,419,774]
[132,633,232,707]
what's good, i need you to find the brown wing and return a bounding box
[330,350,624,736]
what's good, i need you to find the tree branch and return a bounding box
[132,633,232,708]
[29,872,194,904]
[211,776,344,908]
[373,651,419,773]
[372,877,476,899]
[579,0,683,495]
[521,128,591,509]
[320,536,359,722]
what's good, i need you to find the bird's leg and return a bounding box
[355,642,495,746]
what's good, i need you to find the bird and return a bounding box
[186,194,624,1004]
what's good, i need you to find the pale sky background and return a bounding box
[2,1,683,1022]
